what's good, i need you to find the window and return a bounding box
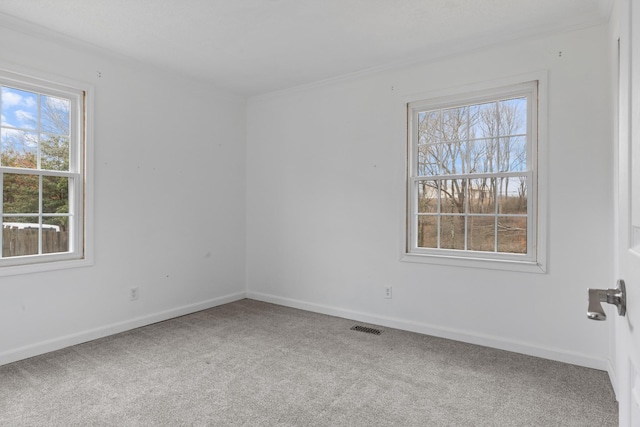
[0,70,88,271]
[405,81,543,270]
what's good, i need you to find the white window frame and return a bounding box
[0,67,93,276]
[402,75,547,273]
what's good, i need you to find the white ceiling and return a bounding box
[0,0,611,96]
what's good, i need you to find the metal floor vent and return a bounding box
[350,325,383,335]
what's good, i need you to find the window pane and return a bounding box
[43,176,69,214]
[424,141,484,176]
[469,178,495,213]
[42,216,68,254]
[498,177,527,214]
[41,95,70,135]
[466,138,498,173]
[420,142,454,176]
[1,87,38,130]
[1,129,37,168]
[417,215,437,248]
[440,215,465,249]
[499,136,526,172]
[2,219,39,257]
[468,216,495,252]
[440,179,465,213]
[418,144,442,176]
[469,102,497,139]
[418,110,440,144]
[3,173,39,213]
[497,217,527,253]
[453,140,475,174]
[498,97,526,136]
[41,135,69,171]
[442,141,464,174]
[464,139,485,173]
[442,106,468,142]
[417,181,438,213]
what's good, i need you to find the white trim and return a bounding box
[247,291,608,371]
[400,251,546,273]
[0,65,94,275]
[0,256,92,277]
[0,292,246,366]
[0,289,608,371]
[401,71,548,273]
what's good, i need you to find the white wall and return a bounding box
[0,17,614,371]
[246,24,613,369]
[0,20,247,364]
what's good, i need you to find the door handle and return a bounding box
[587,279,627,321]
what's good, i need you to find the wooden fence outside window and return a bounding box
[2,227,69,257]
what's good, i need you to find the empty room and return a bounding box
[0,0,638,425]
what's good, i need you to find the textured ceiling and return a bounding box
[0,0,612,96]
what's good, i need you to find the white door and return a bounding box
[614,1,640,425]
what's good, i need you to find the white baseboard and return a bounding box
[2,290,609,373]
[246,291,609,371]
[0,291,246,366]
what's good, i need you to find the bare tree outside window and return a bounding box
[411,90,531,255]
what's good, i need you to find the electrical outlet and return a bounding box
[130,287,139,301]
[384,286,392,299]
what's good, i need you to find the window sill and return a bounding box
[400,252,546,274]
[0,256,93,277]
